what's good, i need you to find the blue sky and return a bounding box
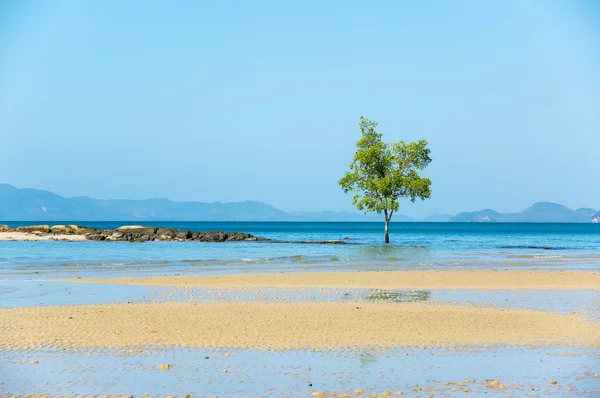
[1,0,599,217]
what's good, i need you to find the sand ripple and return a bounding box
[1,302,598,350]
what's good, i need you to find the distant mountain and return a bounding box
[0,184,286,221]
[0,184,418,222]
[450,209,502,223]
[288,211,414,222]
[451,202,597,223]
[420,213,453,222]
[0,184,597,222]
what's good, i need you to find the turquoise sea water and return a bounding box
[1,222,600,277]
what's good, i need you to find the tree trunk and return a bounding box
[384,219,390,244]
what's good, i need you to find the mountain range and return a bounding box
[450,202,597,223]
[0,184,597,222]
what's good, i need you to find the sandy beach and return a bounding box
[2,301,599,351]
[69,269,600,290]
[0,232,87,241]
[3,266,600,395]
[3,239,600,395]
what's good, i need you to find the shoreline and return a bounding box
[2,302,598,350]
[0,231,87,241]
[0,225,266,242]
[66,269,600,290]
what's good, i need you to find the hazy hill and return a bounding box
[0,184,286,221]
[288,211,414,222]
[451,202,597,223]
[0,184,418,222]
[421,213,453,222]
[0,184,597,222]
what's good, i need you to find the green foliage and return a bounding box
[339,117,432,223]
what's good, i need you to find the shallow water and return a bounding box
[1,222,599,396]
[2,346,599,396]
[1,280,599,322]
[1,223,600,279]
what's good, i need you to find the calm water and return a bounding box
[2,222,600,396]
[1,222,599,278]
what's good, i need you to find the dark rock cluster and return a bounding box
[96,226,266,243]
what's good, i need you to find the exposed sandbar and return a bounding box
[1,302,598,350]
[69,270,600,290]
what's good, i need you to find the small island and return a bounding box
[0,224,266,242]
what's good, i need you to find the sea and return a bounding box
[1,222,599,278]
[2,222,600,396]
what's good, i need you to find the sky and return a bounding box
[1,0,599,217]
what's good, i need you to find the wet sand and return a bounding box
[0,232,86,241]
[69,269,600,290]
[1,302,598,350]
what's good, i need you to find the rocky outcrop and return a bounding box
[115,226,157,235]
[50,225,67,234]
[28,225,269,243]
[16,225,51,233]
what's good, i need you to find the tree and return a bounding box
[339,117,432,244]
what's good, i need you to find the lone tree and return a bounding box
[339,117,432,244]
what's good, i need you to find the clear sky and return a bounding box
[1,0,599,217]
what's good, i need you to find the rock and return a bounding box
[131,234,154,243]
[155,228,178,240]
[116,226,156,235]
[197,230,226,242]
[86,234,106,241]
[0,225,15,232]
[226,232,252,241]
[105,233,126,241]
[176,231,192,240]
[16,225,50,233]
[51,225,67,234]
[78,227,102,236]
